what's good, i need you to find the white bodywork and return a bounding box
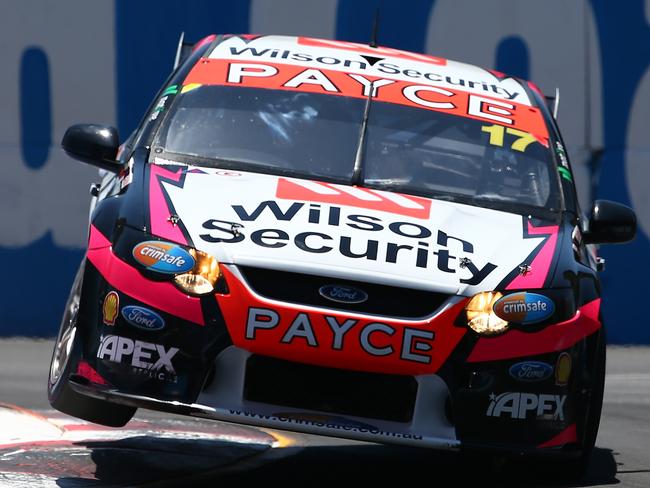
[162,165,543,296]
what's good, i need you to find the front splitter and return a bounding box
[70,380,461,451]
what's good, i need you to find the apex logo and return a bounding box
[486,392,566,420]
[97,334,178,374]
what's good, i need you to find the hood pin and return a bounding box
[167,214,180,226]
[519,264,532,276]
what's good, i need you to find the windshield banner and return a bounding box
[183,59,549,146]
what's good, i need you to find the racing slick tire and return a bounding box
[529,328,606,482]
[47,261,136,427]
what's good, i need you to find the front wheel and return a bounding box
[526,330,606,482]
[48,261,135,427]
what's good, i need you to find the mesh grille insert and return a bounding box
[238,266,449,318]
[244,355,418,423]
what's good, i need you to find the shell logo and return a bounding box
[555,352,572,386]
[102,291,119,326]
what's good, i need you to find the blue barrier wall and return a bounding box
[588,1,650,343]
[1,0,648,342]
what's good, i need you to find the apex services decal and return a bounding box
[97,334,179,383]
[486,392,566,420]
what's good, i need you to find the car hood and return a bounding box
[149,162,556,296]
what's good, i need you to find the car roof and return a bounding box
[179,34,548,145]
[201,34,537,108]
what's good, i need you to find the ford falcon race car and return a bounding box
[49,34,636,478]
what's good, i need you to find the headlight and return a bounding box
[465,291,509,336]
[173,249,221,295]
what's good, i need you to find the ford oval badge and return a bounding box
[319,284,368,304]
[121,305,165,331]
[509,361,554,382]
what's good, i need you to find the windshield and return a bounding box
[157,86,365,181]
[155,85,560,211]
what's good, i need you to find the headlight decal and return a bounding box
[132,240,196,273]
[87,225,205,325]
[492,292,555,324]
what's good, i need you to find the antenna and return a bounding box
[370,8,379,48]
[174,32,185,69]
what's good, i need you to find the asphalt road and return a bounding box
[0,339,648,487]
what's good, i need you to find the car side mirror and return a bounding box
[62,124,124,173]
[583,200,636,244]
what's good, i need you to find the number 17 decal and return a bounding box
[481,124,537,152]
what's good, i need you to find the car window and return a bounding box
[155,85,560,211]
[157,86,364,181]
[363,101,557,209]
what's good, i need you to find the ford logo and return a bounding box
[509,361,554,382]
[493,292,555,324]
[121,305,165,331]
[319,284,368,304]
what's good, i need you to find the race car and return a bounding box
[49,34,636,478]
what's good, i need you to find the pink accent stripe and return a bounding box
[527,80,545,98]
[507,223,559,290]
[193,34,217,52]
[76,360,109,386]
[468,299,601,362]
[537,424,577,448]
[149,164,188,245]
[87,226,204,326]
[88,224,112,249]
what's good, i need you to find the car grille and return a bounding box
[244,355,418,423]
[238,266,449,318]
